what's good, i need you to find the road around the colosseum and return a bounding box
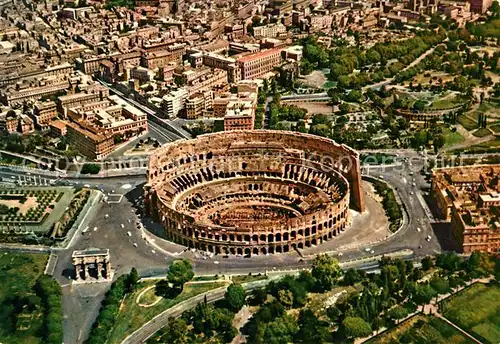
[0,150,442,344]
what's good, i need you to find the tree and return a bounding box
[127,267,139,292]
[224,283,246,312]
[342,316,372,339]
[421,256,434,270]
[262,315,299,344]
[433,135,445,153]
[346,90,364,103]
[249,288,267,306]
[80,164,101,175]
[436,252,462,272]
[412,284,437,305]
[278,289,294,309]
[326,305,342,325]
[167,259,194,290]
[155,317,188,343]
[296,309,329,343]
[311,254,341,291]
[388,305,408,324]
[343,268,364,285]
[430,277,450,296]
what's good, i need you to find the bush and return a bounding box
[81,164,101,175]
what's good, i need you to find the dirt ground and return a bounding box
[298,70,328,88]
[290,102,334,115]
[0,196,38,214]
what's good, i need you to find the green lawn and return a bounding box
[231,274,268,284]
[472,128,491,138]
[441,283,500,344]
[366,315,475,344]
[489,124,500,133]
[442,128,464,147]
[458,115,479,131]
[429,97,465,110]
[0,252,48,344]
[107,280,228,344]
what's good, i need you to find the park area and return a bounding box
[107,279,228,344]
[0,186,92,244]
[441,283,500,344]
[0,252,50,344]
[366,315,475,344]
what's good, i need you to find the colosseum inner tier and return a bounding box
[144,130,365,256]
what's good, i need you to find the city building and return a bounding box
[161,87,188,118]
[432,165,500,253]
[237,48,283,80]
[185,91,213,119]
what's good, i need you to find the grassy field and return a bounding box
[472,128,491,138]
[231,274,268,284]
[458,115,479,131]
[441,283,500,344]
[366,315,475,344]
[442,128,464,147]
[455,137,500,154]
[490,124,500,133]
[429,96,466,110]
[0,252,48,344]
[107,280,228,344]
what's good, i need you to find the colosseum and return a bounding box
[144,130,365,256]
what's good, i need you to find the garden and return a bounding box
[0,189,62,225]
[366,315,475,344]
[441,283,500,344]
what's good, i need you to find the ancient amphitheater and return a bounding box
[144,131,365,256]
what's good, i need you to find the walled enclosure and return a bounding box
[144,130,365,256]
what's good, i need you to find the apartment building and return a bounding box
[224,101,255,131]
[0,78,70,106]
[185,91,213,119]
[180,67,228,95]
[161,87,188,118]
[57,86,109,116]
[253,24,287,38]
[66,121,115,160]
[237,48,283,80]
[33,100,57,128]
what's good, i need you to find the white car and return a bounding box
[84,184,90,188]
[213,261,219,265]
[417,227,421,232]
[365,248,371,252]
[127,231,132,237]
[93,227,97,232]
[120,224,125,229]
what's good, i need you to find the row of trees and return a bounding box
[85,268,139,344]
[372,179,403,232]
[34,275,63,344]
